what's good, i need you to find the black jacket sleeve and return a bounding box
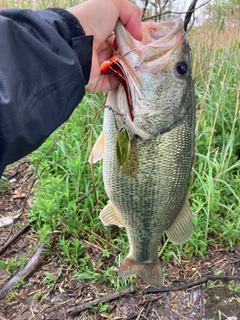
[0,8,93,176]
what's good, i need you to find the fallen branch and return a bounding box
[0,224,30,256]
[67,273,240,316]
[143,274,240,294]
[67,287,136,316]
[0,243,45,298]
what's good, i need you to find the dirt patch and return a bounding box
[0,161,239,320]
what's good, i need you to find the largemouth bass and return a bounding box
[90,18,195,287]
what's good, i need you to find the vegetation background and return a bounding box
[0,0,239,316]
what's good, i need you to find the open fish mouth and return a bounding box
[109,18,186,140]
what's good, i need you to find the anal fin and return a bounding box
[118,255,163,288]
[166,197,193,244]
[100,201,123,227]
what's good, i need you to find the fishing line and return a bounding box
[107,105,127,126]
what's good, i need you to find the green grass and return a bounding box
[191,43,240,247]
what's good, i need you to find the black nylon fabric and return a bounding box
[0,8,93,176]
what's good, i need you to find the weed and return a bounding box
[228,281,240,294]
[5,255,28,274]
[232,296,240,304]
[34,291,43,301]
[97,302,110,314]
[0,260,7,270]
[5,291,16,303]
[14,276,25,289]
[43,271,58,289]
[0,176,11,196]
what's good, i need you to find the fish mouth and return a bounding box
[111,19,185,140]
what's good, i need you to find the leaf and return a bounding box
[116,129,130,167]
[0,260,7,270]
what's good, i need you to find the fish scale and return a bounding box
[90,18,195,287]
[102,102,194,272]
[103,103,193,232]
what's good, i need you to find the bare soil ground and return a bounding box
[0,161,239,320]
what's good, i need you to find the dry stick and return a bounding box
[125,314,140,320]
[142,0,149,20]
[0,223,30,256]
[0,222,14,247]
[67,273,240,316]
[143,274,240,294]
[0,243,45,299]
[184,0,198,31]
[145,300,153,318]
[0,163,36,247]
[67,287,136,316]
[2,160,32,180]
[143,0,211,22]
[76,174,103,205]
[127,292,163,320]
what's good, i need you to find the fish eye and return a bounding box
[176,61,188,75]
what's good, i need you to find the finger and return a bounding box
[117,0,142,40]
[86,71,120,93]
[97,35,117,64]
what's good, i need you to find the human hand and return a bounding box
[67,0,142,93]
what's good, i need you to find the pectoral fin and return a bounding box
[166,198,193,244]
[100,201,124,227]
[88,131,104,164]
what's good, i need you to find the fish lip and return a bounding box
[112,50,153,140]
[113,18,186,140]
[108,54,153,140]
[113,70,153,140]
[107,57,135,121]
[115,18,185,60]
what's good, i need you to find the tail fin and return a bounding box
[118,255,163,288]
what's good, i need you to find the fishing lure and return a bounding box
[100,54,134,120]
[116,129,130,168]
[100,55,120,75]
